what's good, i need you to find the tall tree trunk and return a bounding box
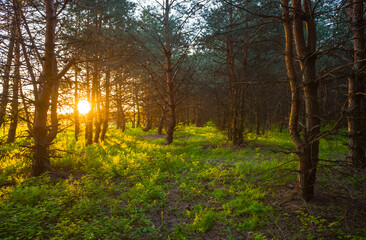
[94,75,102,142]
[32,0,57,176]
[116,78,125,131]
[293,0,320,201]
[74,67,80,141]
[226,3,244,146]
[164,0,176,145]
[85,65,93,145]
[101,71,110,141]
[282,0,320,201]
[347,0,365,167]
[7,35,20,143]
[0,17,16,128]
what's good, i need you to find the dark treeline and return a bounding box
[0,0,364,201]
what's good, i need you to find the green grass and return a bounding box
[0,123,362,239]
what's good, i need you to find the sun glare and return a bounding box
[77,100,91,115]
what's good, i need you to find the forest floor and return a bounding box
[0,123,365,240]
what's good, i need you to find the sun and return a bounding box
[77,100,91,115]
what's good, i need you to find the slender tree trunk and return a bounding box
[74,67,80,141]
[7,35,20,143]
[164,0,176,145]
[85,65,93,145]
[226,3,244,146]
[347,0,365,167]
[19,76,32,131]
[101,71,110,141]
[279,120,284,133]
[94,77,102,142]
[0,17,16,128]
[255,113,260,135]
[136,95,141,128]
[116,79,125,131]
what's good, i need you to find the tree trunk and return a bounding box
[255,113,260,135]
[7,35,20,143]
[74,67,80,141]
[143,117,152,132]
[94,83,102,142]
[32,0,56,176]
[116,78,125,131]
[164,0,176,145]
[226,3,245,146]
[0,17,15,128]
[85,65,93,145]
[101,71,110,141]
[19,77,32,131]
[347,0,365,168]
[282,0,320,201]
[158,106,167,135]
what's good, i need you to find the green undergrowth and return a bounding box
[0,122,361,239]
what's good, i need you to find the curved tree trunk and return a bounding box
[282,0,320,201]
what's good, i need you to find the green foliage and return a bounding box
[186,205,217,232]
[0,124,361,239]
[296,210,354,240]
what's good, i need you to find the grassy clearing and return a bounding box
[0,123,364,239]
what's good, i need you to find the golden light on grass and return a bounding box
[77,100,91,115]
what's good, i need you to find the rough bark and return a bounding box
[347,0,365,168]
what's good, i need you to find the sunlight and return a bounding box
[77,100,91,115]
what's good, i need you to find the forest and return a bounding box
[0,0,365,239]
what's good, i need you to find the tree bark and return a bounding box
[85,65,93,145]
[116,78,125,131]
[32,0,57,176]
[347,0,365,168]
[164,0,176,145]
[226,3,245,146]
[0,16,16,128]
[282,0,320,201]
[74,67,80,141]
[158,106,167,135]
[101,71,110,141]
[7,33,20,143]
